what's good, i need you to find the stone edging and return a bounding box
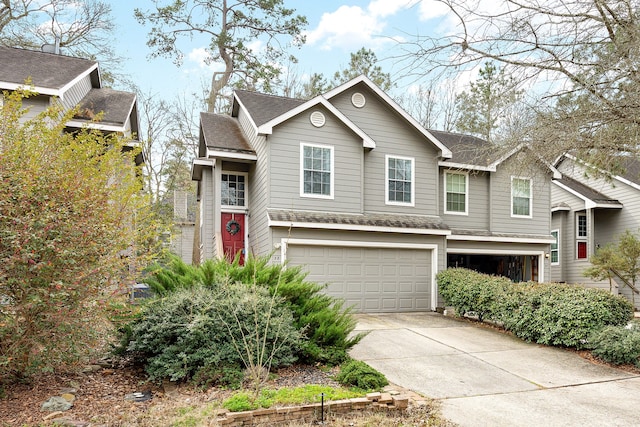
[216,391,409,426]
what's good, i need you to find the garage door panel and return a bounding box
[287,245,432,313]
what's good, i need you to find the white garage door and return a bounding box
[286,245,432,312]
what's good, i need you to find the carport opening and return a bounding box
[447,254,539,282]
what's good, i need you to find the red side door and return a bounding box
[221,212,245,265]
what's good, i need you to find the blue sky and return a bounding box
[110,0,455,100]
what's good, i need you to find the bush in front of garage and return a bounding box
[120,254,365,381]
[437,268,633,348]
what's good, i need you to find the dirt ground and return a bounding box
[0,363,450,426]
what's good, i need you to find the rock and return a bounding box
[41,396,73,412]
[124,390,152,402]
[61,393,76,403]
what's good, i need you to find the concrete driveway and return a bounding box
[350,312,640,426]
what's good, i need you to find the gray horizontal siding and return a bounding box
[330,87,440,216]
[440,170,490,229]
[490,160,551,235]
[267,106,363,213]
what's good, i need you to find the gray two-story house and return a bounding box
[551,154,640,306]
[0,46,140,161]
[192,75,556,312]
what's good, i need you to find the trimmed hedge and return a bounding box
[437,268,633,348]
[588,322,640,366]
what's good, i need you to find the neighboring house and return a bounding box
[551,153,640,305]
[170,190,197,264]
[0,46,141,163]
[192,75,557,313]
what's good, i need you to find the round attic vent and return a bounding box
[351,92,366,108]
[310,111,326,127]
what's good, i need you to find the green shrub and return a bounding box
[335,360,388,390]
[124,284,301,383]
[436,268,633,349]
[589,322,640,366]
[140,254,365,364]
[223,392,258,412]
[437,268,510,321]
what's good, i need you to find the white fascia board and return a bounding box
[258,96,376,149]
[323,75,452,159]
[439,160,495,172]
[268,218,451,236]
[191,158,215,181]
[552,179,596,209]
[447,234,556,244]
[564,153,640,192]
[232,92,259,132]
[206,148,257,161]
[551,205,571,213]
[66,120,125,132]
[0,81,60,97]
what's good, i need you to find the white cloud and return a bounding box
[368,0,420,18]
[305,5,384,51]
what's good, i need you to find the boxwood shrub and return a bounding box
[588,321,640,366]
[436,268,633,348]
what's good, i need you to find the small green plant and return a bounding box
[335,360,388,390]
[589,322,640,366]
[222,385,362,412]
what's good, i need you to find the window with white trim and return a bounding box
[301,143,333,198]
[386,155,414,205]
[221,173,246,207]
[445,171,468,214]
[576,213,587,259]
[551,229,559,265]
[511,177,532,217]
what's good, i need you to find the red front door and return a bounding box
[221,212,245,265]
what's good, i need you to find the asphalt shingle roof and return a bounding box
[234,90,305,127]
[200,112,254,153]
[556,175,622,206]
[73,88,135,127]
[0,46,97,90]
[429,130,504,167]
[268,209,449,231]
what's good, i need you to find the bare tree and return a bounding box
[1,1,118,68]
[135,0,307,112]
[397,0,640,171]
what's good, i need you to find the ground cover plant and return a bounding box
[437,268,633,348]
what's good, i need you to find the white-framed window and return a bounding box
[385,155,415,206]
[511,177,532,218]
[576,212,587,259]
[444,171,468,215]
[300,142,333,198]
[551,229,559,265]
[221,173,246,207]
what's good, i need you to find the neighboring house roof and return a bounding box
[68,88,138,132]
[558,153,640,191]
[323,75,452,158]
[233,90,305,127]
[0,46,99,96]
[267,209,450,235]
[553,176,623,209]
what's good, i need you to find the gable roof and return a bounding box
[67,88,138,133]
[234,89,376,149]
[559,153,640,191]
[199,112,256,161]
[233,90,305,128]
[0,46,99,97]
[553,176,623,209]
[323,75,452,159]
[431,130,497,169]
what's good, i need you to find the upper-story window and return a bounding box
[576,212,587,259]
[445,171,468,214]
[511,177,532,218]
[386,155,414,206]
[551,229,559,265]
[301,143,333,198]
[221,173,246,207]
